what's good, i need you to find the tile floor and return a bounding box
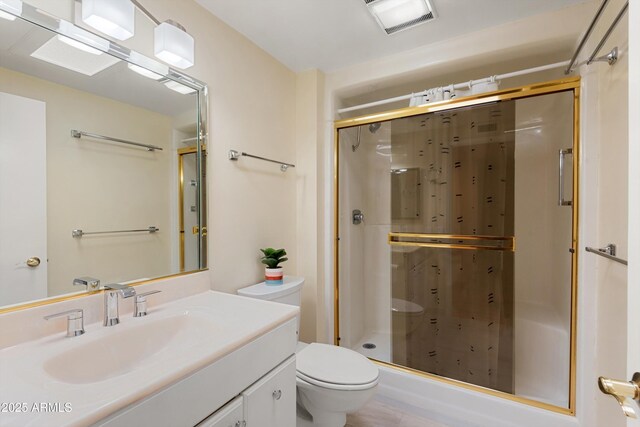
[346,399,450,427]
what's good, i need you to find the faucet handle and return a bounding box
[134,290,161,317]
[73,277,100,291]
[44,309,85,337]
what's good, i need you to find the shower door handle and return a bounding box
[558,148,573,206]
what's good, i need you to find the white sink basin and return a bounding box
[43,313,218,384]
[0,290,298,427]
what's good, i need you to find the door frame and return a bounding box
[178,146,206,272]
[333,77,581,415]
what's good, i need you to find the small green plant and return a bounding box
[260,248,288,269]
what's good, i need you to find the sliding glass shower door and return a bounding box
[337,86,577,411]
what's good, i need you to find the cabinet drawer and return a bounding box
[242,356,296,427]
[196,396,244,427]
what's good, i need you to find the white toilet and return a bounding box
[238,276,379,427]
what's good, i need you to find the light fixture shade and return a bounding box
[81,0,134,41]
[0,0,22,21]
[366,0,436,35]
[164,80,196,95]
[154,21,194,69]
[127,63,163,80]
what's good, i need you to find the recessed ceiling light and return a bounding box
[0,0,22,21]
[164,80,196,95]
[31,35,119,76]
[127,63,163,80]
[365,0,437,35]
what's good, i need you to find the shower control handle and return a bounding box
[558,148,573,206]
[353,209,364,225]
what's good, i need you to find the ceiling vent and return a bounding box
[365,0,437,35]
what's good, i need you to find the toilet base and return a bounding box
[296,408,346,427]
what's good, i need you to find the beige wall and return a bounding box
[578,1,629,425]
[295,70,324,342]
[0,66,173,296]
[26,0,307,335]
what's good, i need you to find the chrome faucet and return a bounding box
[44,309,85,337]
[103,284,136,326]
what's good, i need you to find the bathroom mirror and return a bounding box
[0,3,208,310]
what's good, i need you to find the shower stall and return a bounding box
[335,79,579,414]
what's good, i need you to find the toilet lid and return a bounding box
[296,343,379,388]
[391,298,424,314]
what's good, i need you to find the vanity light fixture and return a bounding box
[365,0,437,35]
[127,63,163,80]
[164,80,197,95]
[154,20,195,69]
[0,0,22,21]
[81,0,134,41]
[131,0,195,70]
[79,0,195,69]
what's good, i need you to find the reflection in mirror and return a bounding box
[0,5,207,309]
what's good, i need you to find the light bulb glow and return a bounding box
[127,63,163,80]
[164,80,196,95]
[57,35,102,55]
[154,21,194,69]
[81,0,134,41]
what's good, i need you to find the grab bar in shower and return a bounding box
[586,244,627,266]
[228,150,295,172]
[388,233,515,252]
[71,130,164,152]
[72,226,159,238]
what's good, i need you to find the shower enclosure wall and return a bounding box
[336,79,578,413]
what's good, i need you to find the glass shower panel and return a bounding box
[390,102,516,394]
[338,90,575,409]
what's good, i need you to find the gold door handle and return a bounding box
[192,226,207,236]
[598,373,640,418]
[26,257,41,267]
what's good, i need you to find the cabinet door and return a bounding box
[196,396,244,427]
[242,356,296,427]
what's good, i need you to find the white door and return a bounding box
[0,92,47,306]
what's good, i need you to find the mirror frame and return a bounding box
[0,2,209,314]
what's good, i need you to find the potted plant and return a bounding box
[260,247,288,285]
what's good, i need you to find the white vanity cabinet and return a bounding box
[94,319,297,427]
[242,356,296,427]
[197,356,296,427]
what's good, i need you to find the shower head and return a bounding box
[369,123,381,133]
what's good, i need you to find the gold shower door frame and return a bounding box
[333,77,581,415]
[178,145,207,272]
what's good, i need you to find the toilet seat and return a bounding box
[296,343,379,391]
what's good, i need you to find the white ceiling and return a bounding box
[195,0,590,72]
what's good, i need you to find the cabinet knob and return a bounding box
[272,389,282,400]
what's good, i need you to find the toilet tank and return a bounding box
[237,276,305,333]
[237,276,304,306]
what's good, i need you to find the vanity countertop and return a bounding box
[0,290,298,427]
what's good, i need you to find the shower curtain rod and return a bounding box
[337,60,570,114]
